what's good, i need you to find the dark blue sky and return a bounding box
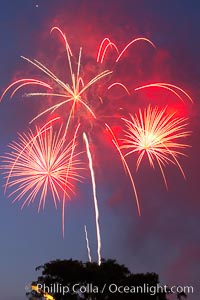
[0,1,200,300]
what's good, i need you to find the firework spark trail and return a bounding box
[107,82,131,96]
[105,123,141,215]
[116,38,156,62]
[96,37,119,63]
[84,225,92,262]
[0,79,52,102]
[83,132,101,266]
[51,26,73,56]
[97,37,156,63]
[121,105,190,188]
[135,83,193,103]
[1,123,83,214]
[62,123,81,238]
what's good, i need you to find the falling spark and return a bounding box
[83,132,101,266]
[96,36,156,63]
[84,225,92,262]
[135,83,193,103]
[105,123,141,215]
[107,82,131,96]
[121,106,190,188]
[0,78,52,101]
[96,37,119,63]
[116,38,156,62]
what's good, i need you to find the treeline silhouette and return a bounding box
[26,258,187,300]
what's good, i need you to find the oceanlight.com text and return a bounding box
[36,282,194,296]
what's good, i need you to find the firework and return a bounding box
[0,27,157,132]
[97,36,156,63]
[0,27,156,259]
[84,225,92,263]
[105,123,141,215]
[121,106,190,188]
[1,26,192,264]
[83,133,101,266]
[1,122,83,213]
[1,26,113,133]
[135,83,193,103]
[0,27,156,204]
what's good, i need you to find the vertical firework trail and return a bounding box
[84,225,92,263]
[83,132,101,266]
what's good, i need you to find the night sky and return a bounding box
[0,1,200,300]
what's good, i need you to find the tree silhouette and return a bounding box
[26,258,169,300]
[177,291,187,300]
